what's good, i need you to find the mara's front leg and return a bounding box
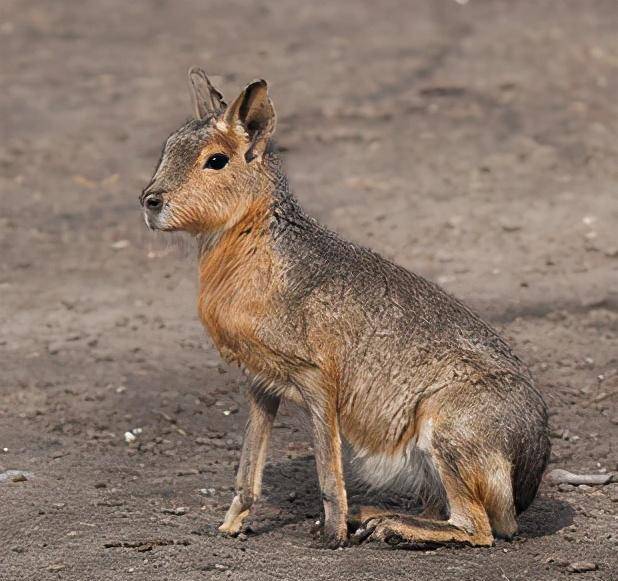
[301,385,348,548]
[219,384,279,536]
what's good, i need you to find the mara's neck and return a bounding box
[197,193,273,299]
[196,151,309,258]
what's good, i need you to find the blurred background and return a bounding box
[1,1,617,580]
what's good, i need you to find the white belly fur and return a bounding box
[348,420,446,508]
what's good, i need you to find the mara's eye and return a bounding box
[203,153,229,170]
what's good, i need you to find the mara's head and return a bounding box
[140,68,277,234]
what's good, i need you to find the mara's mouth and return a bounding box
[143,207,174,231]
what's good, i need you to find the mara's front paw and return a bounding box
[323,531,349,549]
[218,521,242,537]
[314,519,348,549]
[218,495,251,537]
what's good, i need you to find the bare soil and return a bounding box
[1,1,617,579]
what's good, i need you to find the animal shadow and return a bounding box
[257,455,573,541]
[516,494,574,538]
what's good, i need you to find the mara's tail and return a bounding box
[512,406,551,514]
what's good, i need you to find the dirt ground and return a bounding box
[1,0,617,579]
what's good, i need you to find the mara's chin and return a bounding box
[143,212,176,232]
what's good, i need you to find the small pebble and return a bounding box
[48,564,65,572]
[567,561,598,573]
[161,506,189,516]
[176,469,199,476]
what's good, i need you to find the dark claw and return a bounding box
[384,532,404,546]
[352,518,380,543]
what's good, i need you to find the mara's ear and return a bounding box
[188,67,226,119]
[223,80,276,162]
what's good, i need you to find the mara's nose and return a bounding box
[143,192,163,212]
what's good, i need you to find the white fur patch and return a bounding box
[351,439,444,508]
[416,418,433,452]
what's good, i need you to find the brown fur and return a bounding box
[141,69,550,549]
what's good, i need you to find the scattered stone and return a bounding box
[546,468,612,486]
[159,411,176,423]
[199,488,216,497]
[499,220,522,232]
[103,541,122,548]
[96,500,124,507]
[177,469,199,476]
[105,538,191,550]
[161,506,189,516]
[124,431,136,444]
[47,341,65,355]
[0,469,30,483]
[48,563,65,572]
[567,562,598,573]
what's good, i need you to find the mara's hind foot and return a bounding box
[347,506,400,533]
[353,512,494,547]
[347,504,446,535]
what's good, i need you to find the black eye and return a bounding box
[203,153,229,170]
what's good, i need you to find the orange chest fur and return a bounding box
[197,223,285,376]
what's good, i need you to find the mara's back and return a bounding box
[271,197,525,375]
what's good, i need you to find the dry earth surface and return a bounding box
[1,0,617,580]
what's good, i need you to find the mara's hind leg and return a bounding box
[354,454,495,547]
